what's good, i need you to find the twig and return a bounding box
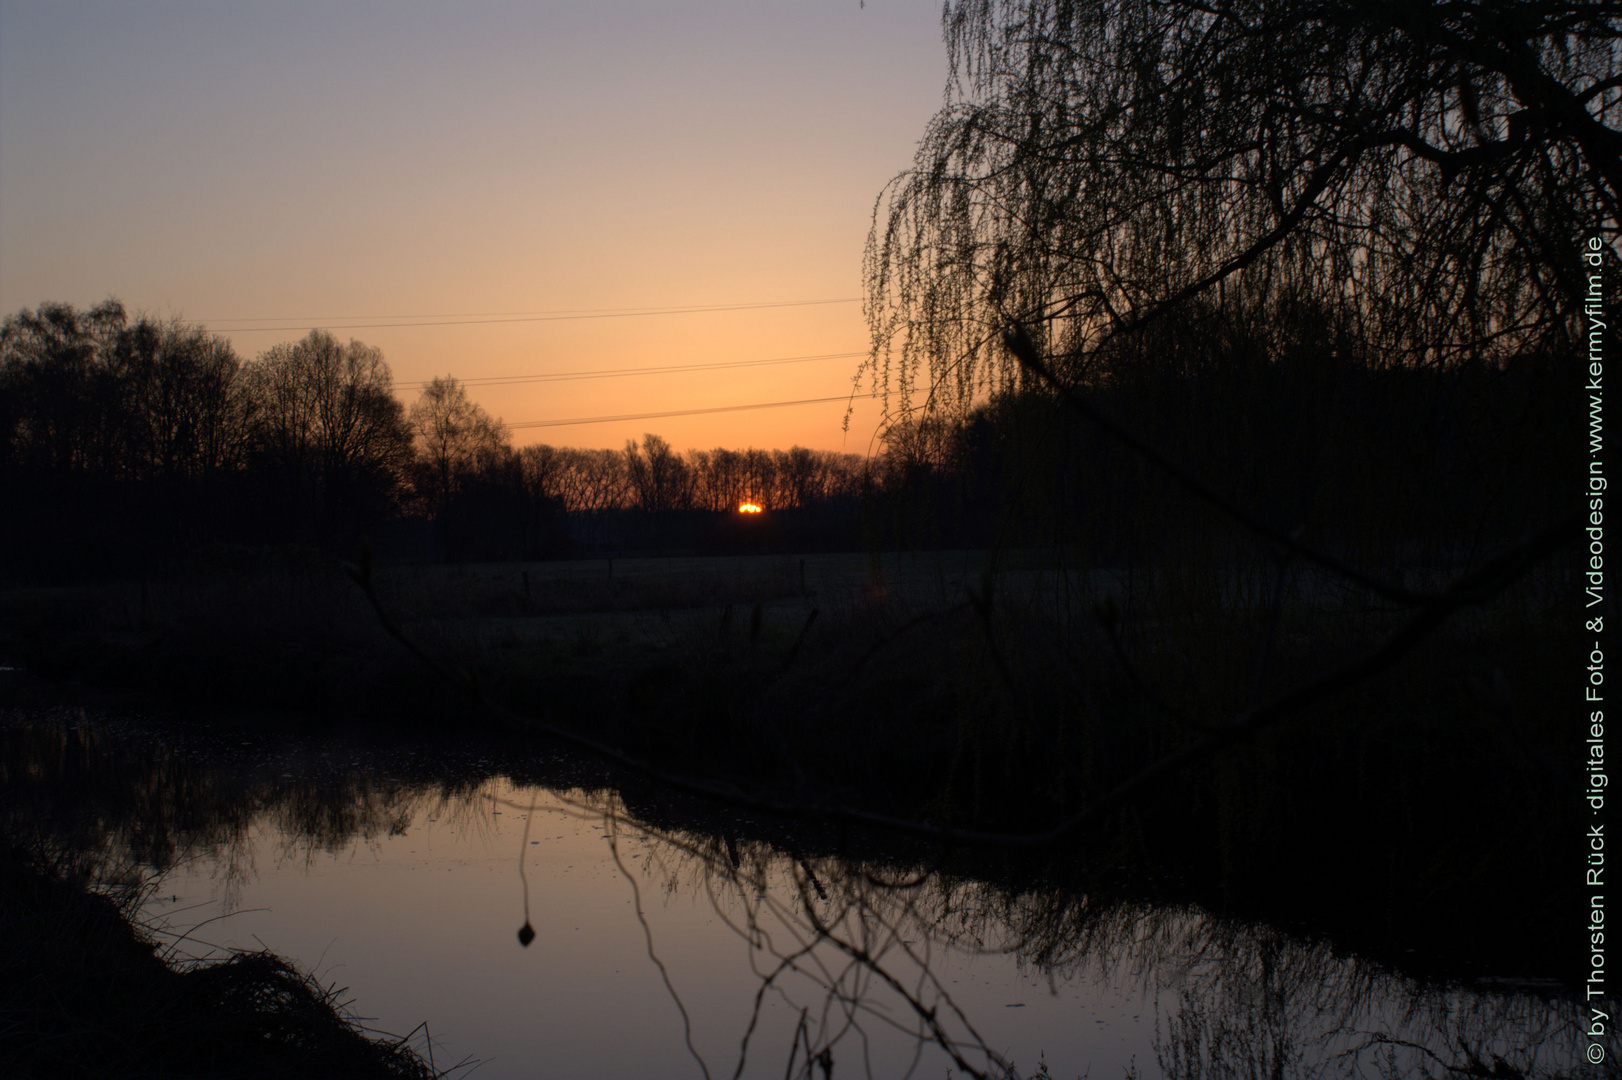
[796,873,1009,1080]
[606,816,713,1080]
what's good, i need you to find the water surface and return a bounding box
[3,713,1596,1079]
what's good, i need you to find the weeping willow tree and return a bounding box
[864,0,1621,420]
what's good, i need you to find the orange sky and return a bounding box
[0,2,947,454]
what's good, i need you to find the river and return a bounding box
[1,710,1597,1079]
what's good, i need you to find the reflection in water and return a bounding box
[516,791,538,947]
[548,789,1594,1080]
[591,795,1020,1079]
[0,713,1604,1079]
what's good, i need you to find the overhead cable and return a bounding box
[397,350,865,390]
[509,393,877,429]
[205,297,862,333]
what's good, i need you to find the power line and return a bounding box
[509,393,877,430]
[202,297,859,322]
[398,350,866,390]
[204,297,862,334]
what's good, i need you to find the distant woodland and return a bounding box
[0,288,1584,585]
[0,300,882,575]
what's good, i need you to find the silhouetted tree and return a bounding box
[689,447,744,512]
[247,331,409,484]
[407,375,508,513]
[0,301,273,564]
[242,329,411,540]
[0,300,139,480]
[775,447,818,509]
[624,433,690,516]
[516,443,564,505]
[115,318,248,484]
[2,302,252,485]
[866,0,1619,416]
[551,446,631,549]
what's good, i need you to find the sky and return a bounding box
[0,1,949,453]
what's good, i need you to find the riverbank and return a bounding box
[0,835,449,1079]
[0,544,1583,990]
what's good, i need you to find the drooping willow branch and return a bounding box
[864,0,1616,418]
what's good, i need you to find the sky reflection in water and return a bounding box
[2,715,1595,1079]
[143,777,1150,1079]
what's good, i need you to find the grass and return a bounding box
[0,838,451,1079]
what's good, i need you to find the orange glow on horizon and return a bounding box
[738,502,764,514]
[0,5,940,456]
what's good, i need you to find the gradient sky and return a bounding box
[0,1,948,453]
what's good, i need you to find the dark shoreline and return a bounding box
[0,831,448,1080]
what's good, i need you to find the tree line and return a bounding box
[0,299,872,573]
[0,288,1585,581]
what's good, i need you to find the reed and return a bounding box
[0,839,452,1079]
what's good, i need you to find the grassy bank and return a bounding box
[0,838,447,1079]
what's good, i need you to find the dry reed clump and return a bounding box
[0,841,447,1079]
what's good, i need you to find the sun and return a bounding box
[737,502,763,514]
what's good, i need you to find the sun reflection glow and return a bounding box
[738,502,763,514]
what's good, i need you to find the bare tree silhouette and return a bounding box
[249,329,412,494]
[407,375,509,515]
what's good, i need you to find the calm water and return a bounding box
[2,712,1599,1079]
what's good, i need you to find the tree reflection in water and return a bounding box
[505,786,1599,1080]
[1,714,1605,1080]
[585,795,1016,1079]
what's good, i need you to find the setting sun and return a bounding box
[737,502,763,514]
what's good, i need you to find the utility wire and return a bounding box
[397,350,865,390]
[204,297,861,333]
[203,297,859,322]
[509,393,876,430]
